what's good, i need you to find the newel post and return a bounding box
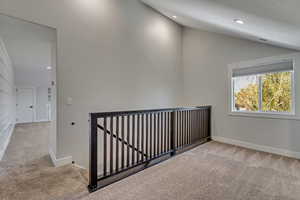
[170,111,176,156]
[88,113,98,191]
[207,106,212,141]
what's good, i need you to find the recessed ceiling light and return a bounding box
[234,19,244,24]
[172,15,177,19]
[46,66,52,70]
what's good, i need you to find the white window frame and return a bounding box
[228,56,297,120]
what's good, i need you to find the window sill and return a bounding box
[228,111,300,121]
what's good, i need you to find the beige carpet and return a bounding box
[0,123,88,200]
[74,141,300,200]
[2,124,300,200]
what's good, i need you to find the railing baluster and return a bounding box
[205,109,207,138]
[157,113,160,155]
[178,112,181,147]
[208,107,211,139]
[202,111,204,139]
[176,112,179,148]
[164,112,167,153]
[184,111,186,145]
[121,116,125,169]
[161,112,163,154]
[116,116,119,172]
[180,111,183,147]
[137,114,140,163]
[150,113,153,158]
[200,111,202,140]
[189,111,191,144]
[196,111,198,141]
[103,117,107,176]
[185,111,188,145]
[195,111,198,140]
[141,114,145,162]
[161,113,163,152]
[146,114,149,160]
[166,112,169,151]
[182,111,184,147]
[198,111,200,140]
[194,111,197,141]
[169,112,171,150]
[188,111,190,144]
[171,111,176,156]
[187,111,189,144]
[154,113,157,156]
[132,115,135,165]
[181,111,184,146]
[127,115,130,167]
[191,111,194,142]
[198,110,201,140]
[110,117,114,174]
[195,111,198,141]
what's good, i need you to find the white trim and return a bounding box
[229,111,300,120]
[35,119,51,123]
[0,123,15,161]
[228,53,300,119]
[73,163,87,170]
[49,149,72,167]
[212,136,300,159]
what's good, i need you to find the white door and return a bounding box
[16,88,35,123]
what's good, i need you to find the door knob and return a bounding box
[29,105,33,109]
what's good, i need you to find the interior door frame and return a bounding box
[1,12,60,166]
[16,86,37,124]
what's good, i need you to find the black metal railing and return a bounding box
[88,106,211,192]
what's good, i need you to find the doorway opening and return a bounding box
[0,13,57,166]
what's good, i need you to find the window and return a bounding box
[231,60,294,115]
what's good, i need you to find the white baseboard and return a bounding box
[73,163,87,170]
[35,119,51,123]
[212,136,300,159]
[0,123,15,161]
[16,120,51,124]
[49,149,73,167]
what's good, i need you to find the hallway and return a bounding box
[0,123,88,200]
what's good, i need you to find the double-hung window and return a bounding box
[230,60,295,115]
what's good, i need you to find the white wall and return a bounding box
[182,27,300,155]
[0,0,183,167]
[0,36,15,160]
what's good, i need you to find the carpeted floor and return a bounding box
[74,141,300,200]
[0,123,88,200]
[2,124,300,200]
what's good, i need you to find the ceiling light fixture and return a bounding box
[46,66,52,70]
[234,19,244,25]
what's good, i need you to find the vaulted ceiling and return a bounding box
[141,0,300,50]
